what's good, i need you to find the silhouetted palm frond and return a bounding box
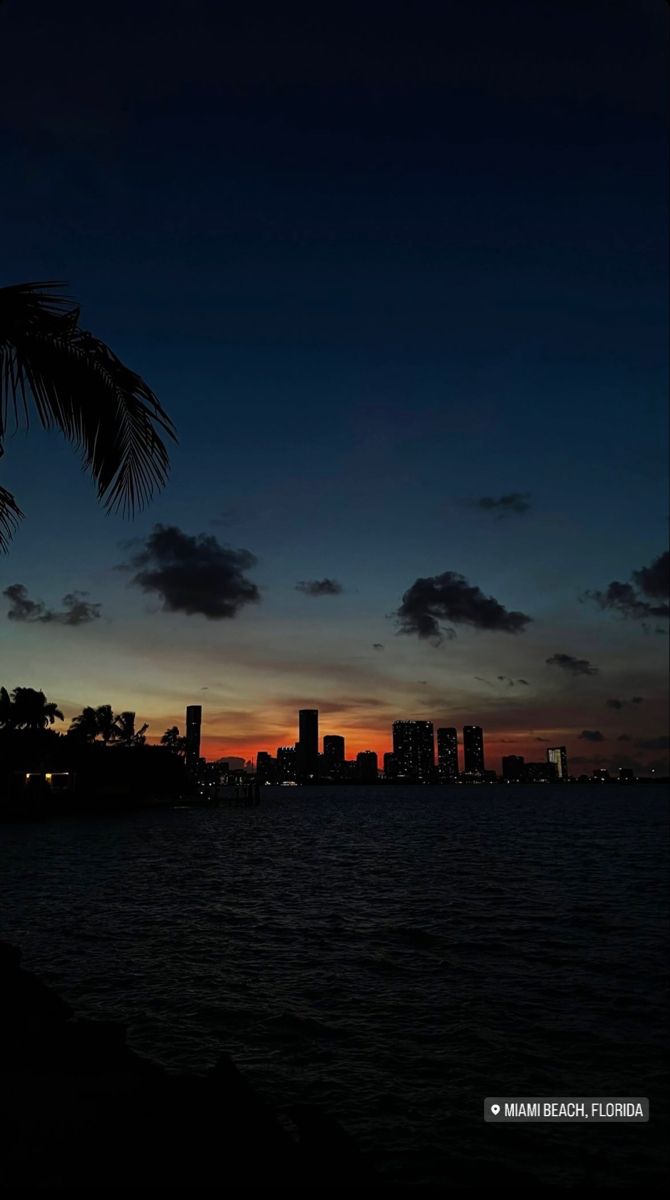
[0,282,176,549]
[0,483,23,546]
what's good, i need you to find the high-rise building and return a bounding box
[276,746,297,783]
[255,752,275,784]
[526,761,558,783]
[383,752,398,780]
[436,727,459,781]
[185,705,202,770]
[547,746,568,781]
[502,754,525,782]
[356,751,378,782]
[463,725,484,775]
[392,721,434,781]
[296,709,319,780]
[323,735,345,765]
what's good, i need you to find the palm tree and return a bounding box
[112,710,149,747]
[67,706,100,742]
[0,685,13,728]
[0,282,176,549]
[160,725,187,755]
[6,686,63,730]
[94,704,117,745]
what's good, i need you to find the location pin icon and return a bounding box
[491,1104,500,1115]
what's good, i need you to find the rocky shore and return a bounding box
[0,942,373,1189]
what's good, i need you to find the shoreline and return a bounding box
[0,942,372,1189]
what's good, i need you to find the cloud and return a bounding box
[473,492,531,516]
[295,578,344,596]
[584,551,670,621]
[631,696,644,704]
[372,642,384,651]
[546,653,599,677]
[635,736,669,751]
[517,678,529,685]
[606,699,624,710]
[4,583,102,626]
[121,525,260,619]
[579,730,606,742]
[633,551,670,600]
[396,571,532,643]
[617,734,632,742]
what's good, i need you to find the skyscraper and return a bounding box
[436,727,459,781]
[323,735,345,767]
[356,751,378,782]
[185,705,202,770]
[297,708,319,780]
[463,725,484,775]
[392,721,434,781]
[547,746,569,781]
[276,746,297,783]
[502,754,525,782]
[383,752,398,780]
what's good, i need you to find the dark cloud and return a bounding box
[295,578,344,597]
[584,551,670,620]
[517,678,529,685]
[546,653,599,677]
[617,734,632,742]
[606,699,624,710]
[497,675,515,687]
[396,571,532,644]
[372,643,384,651]
[635,736,670,751]
[579,730,606,742]
[4,583,101,626]
[473,492,531,516]
[631,696,644,704]
[121,525,260,619]
[632,551,670,600]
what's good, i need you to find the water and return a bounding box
[2,785,668,1188]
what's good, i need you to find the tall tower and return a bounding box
[547,746,568,780]
[323,735,345,765]
[463,725,484,775]
[437,727,459,781]
[185,704,202,770]
[323,734,345,778]
[392,721,434,782]
[297,708,319,781]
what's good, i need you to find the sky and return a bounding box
[0,0,668,774]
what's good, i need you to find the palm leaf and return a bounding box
[0,484,24,550]
[0,282,176,543]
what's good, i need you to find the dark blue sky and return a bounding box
[1,0,667,769]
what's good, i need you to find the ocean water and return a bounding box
[2,785,669,1188]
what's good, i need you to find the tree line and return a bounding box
[0,686,186,752]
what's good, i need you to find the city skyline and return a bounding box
[169,702,661,780]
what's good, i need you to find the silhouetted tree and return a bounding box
[113,710,148,747]
[160,726,187,755]
[94,705,116,745]
[1,686,63,731]
[67,706,99,742]
[0,282,176,550]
